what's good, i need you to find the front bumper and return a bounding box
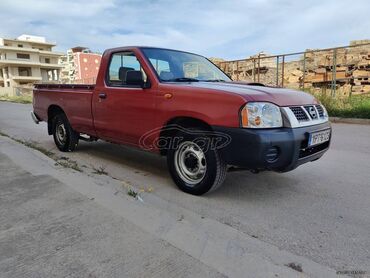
[31,111,40,124]
[213,122,331,172]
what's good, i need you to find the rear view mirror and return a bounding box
[126,70,144,87]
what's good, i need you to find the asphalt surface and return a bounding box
[0,102,369,275]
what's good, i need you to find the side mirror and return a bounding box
[126,70,144,87]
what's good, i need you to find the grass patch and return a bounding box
[0,95,32,104]
[92,166,108,175]
[313,93,370,119]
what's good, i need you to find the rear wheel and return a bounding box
[167,129,227,195]
[52,113,79,152]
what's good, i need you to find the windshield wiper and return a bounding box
[204,79,226,82]
[165,77,199,82]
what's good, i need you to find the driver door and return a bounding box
[93,51,156,146]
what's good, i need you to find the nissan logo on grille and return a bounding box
[308,106,317,119]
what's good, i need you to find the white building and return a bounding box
[0,34,64,95]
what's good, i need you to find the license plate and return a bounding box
[308,129,331,147]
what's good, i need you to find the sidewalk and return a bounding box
[0,143,223,278]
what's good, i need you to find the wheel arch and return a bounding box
[159,116,213,156]
[47,105,66,135]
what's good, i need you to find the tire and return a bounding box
[167,128,227,195]
[52,113,79,152]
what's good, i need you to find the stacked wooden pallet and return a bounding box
[303,41,370,95]
[211,40,370,95]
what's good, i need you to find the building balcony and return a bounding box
[0,59,40,66]
[0,46,39,53]
[12,75,42,82]
[0,46,63,57]
[39,50,64,57]
[40,62,64,69]
[0,59,64,69]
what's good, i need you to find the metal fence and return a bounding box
[216,42,370,98]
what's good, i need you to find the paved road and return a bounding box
[0,102,369,274]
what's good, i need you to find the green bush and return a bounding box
[0,94,32,104]
[314,93,370,119]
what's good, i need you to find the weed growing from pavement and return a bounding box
[92,166,108,175]
[0,130,82,172]
[127,188,138,198]
[285,263,303,272]
[0,131,55,158]
[0,131,10,138]
[22,141,55,157]
[56,159,82,172]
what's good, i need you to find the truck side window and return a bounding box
[107,52,147,86]
[149,58,170,76]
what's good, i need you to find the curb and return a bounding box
[330,117,370,125]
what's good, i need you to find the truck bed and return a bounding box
[33,83,96,136]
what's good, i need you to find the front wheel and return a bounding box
[52,113,79,152]
[167,131,227,195]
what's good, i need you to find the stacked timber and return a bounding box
[210,40,370,96]
[302,41,370,95]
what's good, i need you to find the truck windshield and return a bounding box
[141,48,231,82]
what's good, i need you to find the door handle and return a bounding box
[98,92,107,99]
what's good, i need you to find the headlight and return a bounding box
[321,104,329,118]
[241,102,283,128]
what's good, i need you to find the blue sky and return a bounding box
[0,0,369,60]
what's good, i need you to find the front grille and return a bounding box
[315,105,324,118]
[290,107,309,122]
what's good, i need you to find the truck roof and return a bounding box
[104,46,205,57]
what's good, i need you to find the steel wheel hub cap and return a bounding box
[56,123,67,145]
[174,141,206,185]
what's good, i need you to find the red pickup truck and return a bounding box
[32,46,331,195]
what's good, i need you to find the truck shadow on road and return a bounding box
[76,141,300,201]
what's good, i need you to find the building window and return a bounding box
[18,67,32,76]
[16,53,30,59]
[18,44,23,48]
[45,58,50,64]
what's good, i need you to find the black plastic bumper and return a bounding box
[213,122,331,172]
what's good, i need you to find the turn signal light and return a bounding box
[241,107,248,127]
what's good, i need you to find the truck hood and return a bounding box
[181,82,318,106]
